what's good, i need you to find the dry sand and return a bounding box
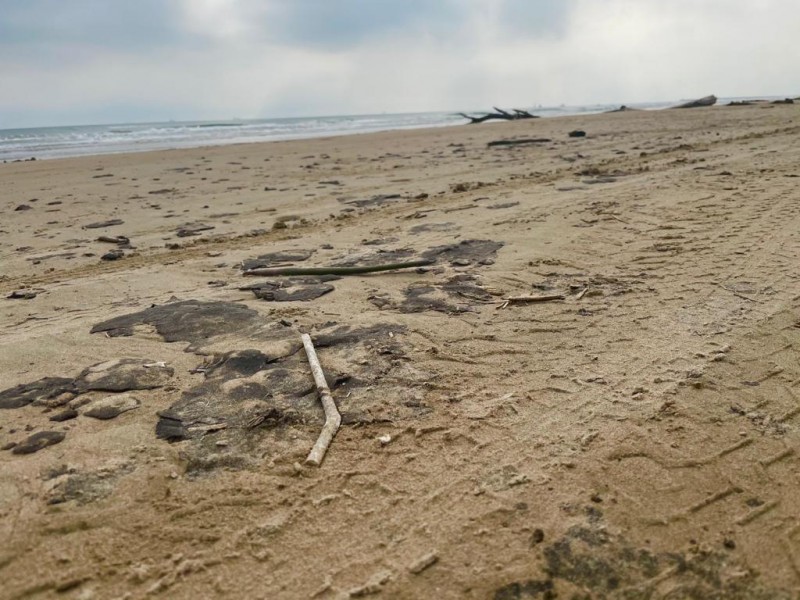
[2,104,800,599]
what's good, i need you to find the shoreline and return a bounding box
[2,95,796,163]
[0,100,679,163]
[1,118,464,164]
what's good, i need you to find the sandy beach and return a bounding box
[2,104,800,598]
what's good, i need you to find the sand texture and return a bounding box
[2,104,800,598]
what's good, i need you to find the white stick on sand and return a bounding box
[301,333,341,466]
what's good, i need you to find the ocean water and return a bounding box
[0,97,774,162]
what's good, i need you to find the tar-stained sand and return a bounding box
[2,104,800,599]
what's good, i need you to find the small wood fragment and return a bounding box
[7,290,38,300]
[348,571,392,597]
[302,333,341,466]
[409,552,439,574]
[498,294,565,309]
[97,235,130,245]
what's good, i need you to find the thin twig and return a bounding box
[243,259,434,277]
[497,294,565,309]
[301,333,341,466]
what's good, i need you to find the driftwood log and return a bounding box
[487,138,551,148]
[672,95,717,109]
[243,259,434,277]
[459,107,539,124]
[729,98,795,106]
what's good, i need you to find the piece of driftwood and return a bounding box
[487,138,552,148]
[730,98,796,106]
[605,105,639,113]
[97,235,130,245]
[83,219,124,229]
[672,95,717,109]
[301,333,341,466]
[243,259,434,277]
[498,294,565,309]
[459,107,539,124]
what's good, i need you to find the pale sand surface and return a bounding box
[2,105,800,598]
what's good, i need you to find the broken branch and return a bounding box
[301,333,341,466]
[243,259,434,277]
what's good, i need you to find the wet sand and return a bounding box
[2,104,800,598]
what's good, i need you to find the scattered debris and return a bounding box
[342,194,402,208]
[83,219,124,229]
[347,571,392,597]
[46,460,135,505]
[176,223,215,237]
[487,202,520,210]
[11,431,66,454]
[78,358,174,392]
[82,393,141,420]
[49,408,78,422]
[7,289,38,299]
[243,278,335,302]
[371,273,494,314]
[241,250,315,271]
[90,300,260,345]
[487,138,552,147]
[0,377,77,409]
[421,239,503,265]
[101,249,124,261]
[97,235,130,246]
[0,359,172,410]
[409,552,439,574]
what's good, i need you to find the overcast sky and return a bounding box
[1,0,798,128]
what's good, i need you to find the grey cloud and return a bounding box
[257,0,470,48]
[0,0,183,50]
[496,0,576,39]
[257,0,575,49]
[0,0,798,129]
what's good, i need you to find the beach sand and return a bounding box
[2,104,800,598]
